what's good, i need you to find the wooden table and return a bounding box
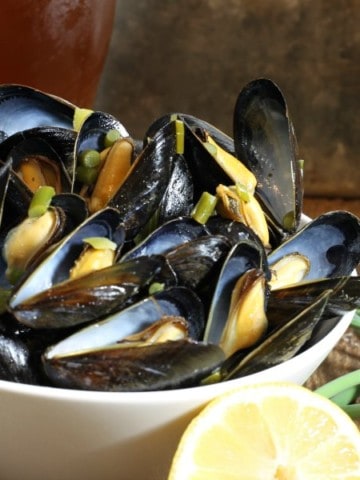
[304,196,360,219]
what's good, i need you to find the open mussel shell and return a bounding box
[182,122,235,199]
[268,211,360,279]
[0,84,74,142]
[0,127,77,192]
[0,192,88,289]
[221,289,331,380]
[8,207,124,311]
[42,286,225,391]
[74,110,129,155]
[0,126,76,174]
[44,286,205,349]
[6,136,73,193]
[267,275,360,329]
[10,255,165,329]
[0,136,83,282]
[204,239,270,345]
[233,78,302,236]
[43,339,225,392]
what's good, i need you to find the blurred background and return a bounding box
[94,0,359,202]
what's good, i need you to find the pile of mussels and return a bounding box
[0,78,359,392]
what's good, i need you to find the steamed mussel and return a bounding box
[0,79,358,392]
[42,286,225,391]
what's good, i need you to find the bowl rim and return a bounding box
[0,308,354,404]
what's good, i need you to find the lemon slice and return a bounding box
[168,382,360,479]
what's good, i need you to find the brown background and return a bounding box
[95,0,360,200]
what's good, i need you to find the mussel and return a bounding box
[204,239,270,347]
[220,289,332,380]
[7,208,132,327]
[2,192,88,285]
[267,276,360,328]
[42,287,225,391]
[0,84,74,141]
[233,78,303,238]
[268,211,360,280]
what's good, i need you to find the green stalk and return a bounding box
[148,282,165,295]
[28,186,55,218]
[76,165,99,185]
[331,386,359,407]
[83,237,117,250]
[73,107,93,131]
[191,191,218,224]
[316,370,360,398]
[351,309,360,330]
[342,404,360,419]
[104,129,121,148]
[78,149,101,168]
[175,120,185,154]
[315,370,360,419]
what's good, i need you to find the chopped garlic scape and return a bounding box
[104,129,122,148]
[148,282,166,295]
[235,182,251,202]
[191,191,218,224]
[175,119,185,154]
[83,237,117,250]
[28,186,56,218]
[73,107,94,131]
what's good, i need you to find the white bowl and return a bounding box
[0,307,354,480]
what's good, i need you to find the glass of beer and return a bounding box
[0,0,117,107]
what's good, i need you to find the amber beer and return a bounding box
[0,0,116,106]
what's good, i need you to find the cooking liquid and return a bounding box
[0,0,116,106]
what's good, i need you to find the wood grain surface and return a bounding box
[304,196,360,219]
